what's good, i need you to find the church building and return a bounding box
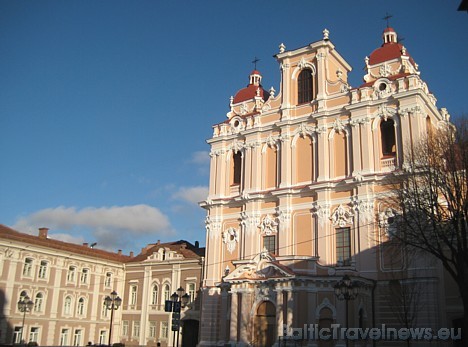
[199,27,459,346]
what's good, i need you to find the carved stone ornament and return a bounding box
[277,208,291,232]
[230,139,245,153]
[240,102,249,115]
[205,216,222,239]
[259,214,278,235]
[352,197,374,223]
[295,122,315,138]
[379,208,397,237]
[330,204,354,227]
[313,203,330,228]
[333,118,346,133]
[379,63,393,78]
[222,227,238,254]
[265,135,278,149]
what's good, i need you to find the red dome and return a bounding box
[383,27,395,33]
[233,84,269,104]
[369,42,405,65]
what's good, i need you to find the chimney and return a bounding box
[157,240,160,245]
[83,243,89,247]
[130,251,134,257]
[195,241,199,248]
[118,250,122,255]
[38,227,49,239]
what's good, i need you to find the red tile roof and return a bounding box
[126,240,205,263]
[0,224,132,262]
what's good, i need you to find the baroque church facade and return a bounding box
[199,27,459,346]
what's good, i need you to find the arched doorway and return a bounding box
[254,301,276,347]
[181,319,199,347]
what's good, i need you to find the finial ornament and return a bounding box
[279,43,285,54]
[323,29,330,40]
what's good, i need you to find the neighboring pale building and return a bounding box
[0,225,204,347]
[120,240,204,347]
[0,225,129,346]
[199,27,460,346]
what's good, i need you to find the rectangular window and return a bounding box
[29,327,39,343]
[73,329,82,346]
[122,321,129,336]
[148,321,156,338]
[38,261,48,279]
[187,283,196,303]
[132,321,140,338]
[99,330,107,345]
[67,266,76,282]
[160,322,168,339]
[80,269,89,284]
[23,258,33,277]
[263,235,276,254]
[336,227,351,266]
[105,272,112,288]
[129,285,137,305]
[60,329,69,346]
[13,327,22,344]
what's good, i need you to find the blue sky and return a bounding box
[1,0,467,254]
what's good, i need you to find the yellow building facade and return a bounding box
[199,27,459,346]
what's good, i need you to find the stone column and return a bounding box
[229,291,238,343]
[276,289,284,338]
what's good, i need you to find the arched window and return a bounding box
[77,297,85,316]
[298,69,314,104]
[380,119,396,156]
[34,293,43,312]
[64,296,72,315]
[151,284,159,305]
[163,284,171,302]
[232,151,242,185]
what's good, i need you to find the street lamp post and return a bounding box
[17,295,34,345]
[334,275,359,347]
[104,291,122,346]
[170,287,191,347]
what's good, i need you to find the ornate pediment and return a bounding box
[224,252,293,281]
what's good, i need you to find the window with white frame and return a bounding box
[151,284,159,305]
[99,330,107,345]
[73,329,82,346]
[148,321,156,338]
[60,328,70,346]
[29,327,39,343]
[64,296,72,315]
[163,284,170,302]
[13,327,22,344]
[187,283,196,303]
[67,266,77,283]
[34,293,43,312]
[38,260,48,279]
[122,321,129,336]
[160,321,168,339]
[101,301,109,318]
[132,321,140,338]
[23,258,33,277]
[77,298,85,316]
[129,285,137,306]
[80,268,89,284]
[105,272,112,288]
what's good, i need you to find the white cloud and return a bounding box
[190,151,210,165]
[172,186,208,205]
[12,205,174,250]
